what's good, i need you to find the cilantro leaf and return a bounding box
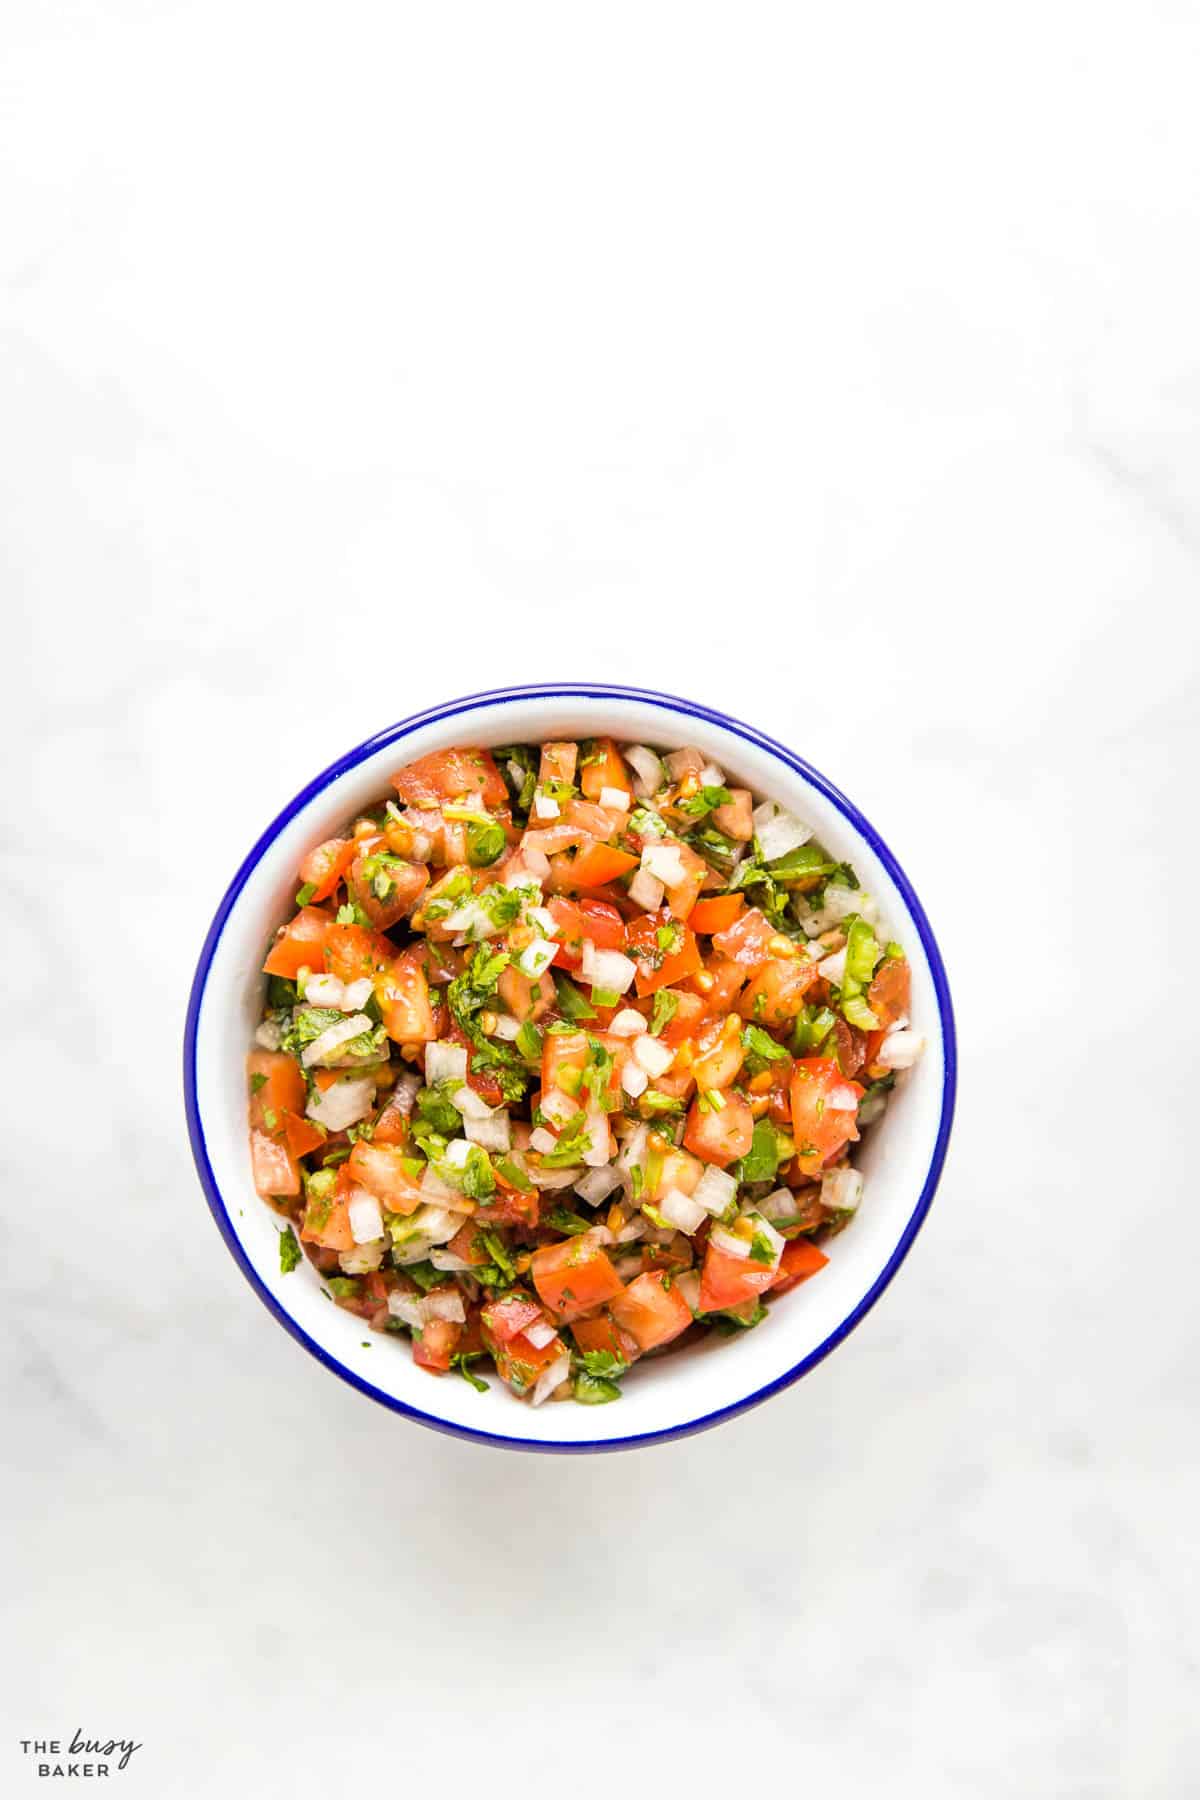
[278,1227,302,1274]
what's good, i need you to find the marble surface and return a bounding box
[3,3,1198,1795]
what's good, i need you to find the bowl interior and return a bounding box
[187,688,952,1449]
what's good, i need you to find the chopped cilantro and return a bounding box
[734,1118,782,1184]
[650,989,680,1036]
[579,1347,628,1379]
[574,1372,622,1404]
[278,1227,302,1274]
[547,1205,592,1236]
[466,819,507,867]
[676,784,733,818]
[552,973,597,1020]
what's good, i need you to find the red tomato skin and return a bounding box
[377,947,436,1043]
[770,1239,830,1296]
[868,957,911,1029]
[480,1291,544,1345]
[250,1129,300,1198]
[263,906,333,979]
[712,907,776,971]
[413,1317,463,1373]
[788,1057,864,1176]
[531,1239,624,1321]
[392,747,506,810]
[698,1243,776,1313]
[608,1272,693,1351]
[299,837,358,904]
[626,912,703,996]
[688,894,745,935]
[682,1090,755,1167]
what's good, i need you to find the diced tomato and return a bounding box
[458,1304,487,1358]
[698,1243,776,1313]
[376,947,436,1043]
[347,1140,425,1215]
[247,1050,306,1127]
[564,842,640,889]
[474,1178,540,1229]
[788,1057,864,1177]
[770,1238,830,1297]
[868,956,911,1029]
[249,1128,300,1197]
[323,920,396,982]
[392,747,507,810]
[298,837,358,905]
[445,1221,494,1267]
[578,899,626,950]
[281,1111,325,1158]
[491,1332,564,1396]
[831,1018,869,1079]
[626,911,703,996]
[544,896,584,967]
[737,956,820,1024]
[541,1028,590,1100]
[413,1317,463,1373]
[300,1169,356,1250]
[609,1271,693,1350]
[498,961,554,1022]
[694,956,746,1013]
[659,988,708,1046]
[687,893,745,935]
[480,1290,544,1345]
[531,1237,624,1322]
[711,788,754,842]
[682,1090,755,1166]
[690,1016,746,1090]
[571,1314,641,1365]
[563,798,628,841]
[539,741,578,786]
[644,1145,703,1202]
[263,905,333,979]
[347,853,429,932]
[580,739,633,803]
[371,1092,412,1147]
[664,842,708,922]
[712,907,776,971]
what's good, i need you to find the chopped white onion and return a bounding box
[625,744,664,797]
[347,1187,385,1245]
[877,1029,925,1070]
[390,1070,421,1116]
[254,1017,283,1050]
[796,883,881,938]
[657,1186,707,1234]
[828,1082,861,1111]
[599,786,630,811]
[699,762,725,787]
[818,948,848,985]
[531,1351,572,1407]
[445,899,501,941]
[524,1318,557,1351]
[507,758,527,788]
[390,1204,467,1261]
[581,946,636,996]
[540,1088,578,1127]
[464,1110,511,1152]
[754,803,813,863]
[674,1269,702,1315]
[451,1083,494,1121]
[608,1008,648,1038]
[518,936,558,979]
[519,846,551,879]
[530,1126,558,1154]
[574,1164,623,1206]
[526,904,559,937]
[710,1222,752,1260]
[430,1248,475,1272]
[305,1073,376,1132]
[419,1163,460,1203]
[665,747,703,781]
[628,868,665,912]
[489,1013,522,1042]
[341,977,375,1011]
[442,1137,472,1168]
[425,1041,469,1086]
[303,972,346,1009]
[338,1239,385,1274]
[821,1166,864,1212]
[742,1211,785,1267]
[641,842,687,887]
[633,1034,674,1077]
[617,1122,649,1181]
[693,1165,738,1218]
[757,1186,802,1224]
[533,792,560,820]
[526,1164,578,1189]
[615,1215,647,1244]
[620,1062,649,1099]
[581,1110,613,1168]
[300,1013,374,1068]
[424,1288,467,1324]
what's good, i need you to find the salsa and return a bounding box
[247,738,924,1406]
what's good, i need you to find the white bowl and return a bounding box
[184,683,956,1452]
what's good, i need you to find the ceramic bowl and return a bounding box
[184,683,956,1451]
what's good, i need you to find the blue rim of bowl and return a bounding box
[184,682,957,1453]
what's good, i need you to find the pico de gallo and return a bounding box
[248,738,924,1407]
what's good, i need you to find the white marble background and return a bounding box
[3,3,1198,1795]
